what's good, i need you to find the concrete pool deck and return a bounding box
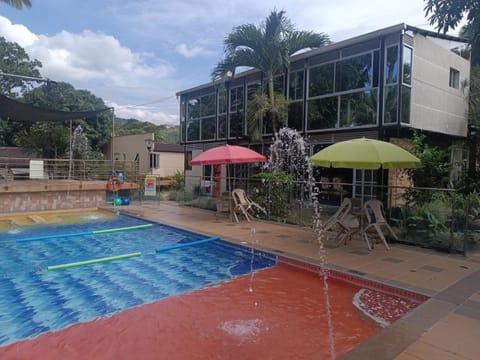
[122,200,480,360]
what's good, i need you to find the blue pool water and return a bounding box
[0,215,276,346]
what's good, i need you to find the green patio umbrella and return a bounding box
[309,137,421,215]
[309,137,421,169]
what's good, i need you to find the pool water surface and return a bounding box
[0,214,275,346]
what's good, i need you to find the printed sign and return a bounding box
[144,175,156,196]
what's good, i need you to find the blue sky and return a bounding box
[0,0,465,125]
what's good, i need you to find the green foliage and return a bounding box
[425,1,480,44]
[251,171,294,219]
[172,171,185,191]
[115,118,180,144]
[406,131,451,204]
[246,88,288,142]
[212,9,329,132]
[20,82,112,155]
[0,36,41,97]
[14,122,69,158]
[0,0,31,10]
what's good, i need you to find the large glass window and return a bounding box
[186,92,217,141]
[307,96,338,130]
[247,82,261,139]
[288,102,304,131]
[180,97,186,143]
[402,46,412,85]
[384,86,398,124]
[386,46,399,84]
[218,115,227,139]
[201,93,216,117]
[383,45,400,125]
[309,63,334,97]
[401,86,411,124]
[289,70,304,101]
[229,112,244,138]
[187,97,201,119]
[186,119,200,141]
[273,74,284,94]
[335,53,372,92]
[201,117,216,140]
[218,87,227,114]
[339,90,377,128]
[230,86,244,112]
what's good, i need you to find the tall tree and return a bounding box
[0,37,42,97]
[22,82,112,157]
[425,1,479,40]
[424,0,480,189]
[212,9,330,134]
[0,37,43,146]
[0,0,31,9]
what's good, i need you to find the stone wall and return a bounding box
[0,190,107,213]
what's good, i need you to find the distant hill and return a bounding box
[115,117,179,144]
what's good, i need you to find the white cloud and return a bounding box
[0,15,178,124]
[175,43,213,58]
[107,100,179,126]
[0,16,37,47]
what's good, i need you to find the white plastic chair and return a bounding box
[231,188,266,222]
[317,198,359,246]
[363,199,398,250]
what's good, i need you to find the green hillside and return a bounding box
[115,118,180,144]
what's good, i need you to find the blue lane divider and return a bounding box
[16,224,153,243]
[155,236,220,253]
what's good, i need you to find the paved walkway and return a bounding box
[122,200,480,360]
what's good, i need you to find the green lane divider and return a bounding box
[47,252,142,270]
[17,224,153,242]
[92,224,153,234]
[155,236,220,253]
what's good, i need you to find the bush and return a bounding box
[251,171,294,220]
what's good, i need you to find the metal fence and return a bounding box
[131,174,480,256]
[0,157,140,182]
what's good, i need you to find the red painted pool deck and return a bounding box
[1,265,385,360]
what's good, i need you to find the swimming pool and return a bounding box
[0,214,276,345]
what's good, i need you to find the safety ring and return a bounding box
[107,176,122,192]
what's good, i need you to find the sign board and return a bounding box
[144,175,156,196]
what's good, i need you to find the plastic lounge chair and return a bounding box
[231,188,266,222]
[317,198,359,246]
[363,199,398,250]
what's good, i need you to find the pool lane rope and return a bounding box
[47,252,141,271]
[16,224,153,243]
[155,236,220,253]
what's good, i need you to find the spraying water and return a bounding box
[249,227,257,293]
[267,127,336,359]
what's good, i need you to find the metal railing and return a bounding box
[0,157,140,182]
[143,174,479,256]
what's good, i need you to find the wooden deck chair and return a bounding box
[231,188,266,222]
[363,199,398,250]
[317,198,359,246]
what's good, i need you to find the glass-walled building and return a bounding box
[177,23,470,196]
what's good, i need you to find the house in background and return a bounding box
[113,133,184,181]
[176,23,470,198]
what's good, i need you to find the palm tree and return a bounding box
[212,9,330,135]
[0,0,31,9]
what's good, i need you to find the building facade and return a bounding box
[177,24,470,196]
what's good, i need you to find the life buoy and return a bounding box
[107,176,122,192]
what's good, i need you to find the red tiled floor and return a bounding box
[0,265,381,360]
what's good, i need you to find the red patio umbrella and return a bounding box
[189,144,266,198]
[189,144,266,166]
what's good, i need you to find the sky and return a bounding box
[0,0,466,126]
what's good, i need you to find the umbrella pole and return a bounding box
[360,169,365,234]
